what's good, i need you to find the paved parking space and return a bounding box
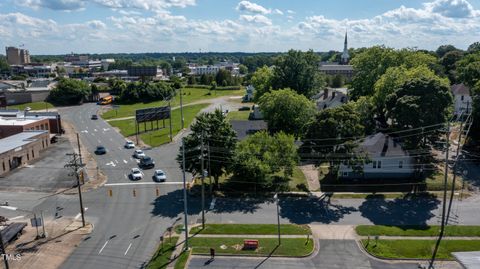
[0,137,76,192]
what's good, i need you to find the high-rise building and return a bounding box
[5,47,31,65]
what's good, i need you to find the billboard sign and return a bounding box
[135,106,171,123]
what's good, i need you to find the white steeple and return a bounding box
[341,31,350,64]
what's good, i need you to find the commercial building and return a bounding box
[0,79,55,105]
[6,47,31,65]
[319,64,354,81]
[11,64,53,78]
[0,131,50,176]
[0,117,50,139]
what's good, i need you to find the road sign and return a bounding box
[30,217,43,227]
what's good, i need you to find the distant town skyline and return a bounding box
[0,0,479,54]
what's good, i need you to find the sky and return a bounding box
[0,0,479,54]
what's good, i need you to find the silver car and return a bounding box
[130,168,143,180]
[153,170,167,182]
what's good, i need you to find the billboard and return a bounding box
[135,106,171,123]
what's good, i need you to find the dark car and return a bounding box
[91,115,98,120]
[139,156,155,169]
[94,146,107,155]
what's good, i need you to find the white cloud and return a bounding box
[236,1,270,14]
[93,0,196,11]
[286,10,295,14]
[15,0,87,11]
[240,14,272,25]
[273,9,283,15]
[424,0,478,18]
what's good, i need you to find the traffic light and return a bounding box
[79,170,85,184]
[156,187,160,197]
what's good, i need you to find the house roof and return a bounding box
[0,131,47,154]
[230,120,267,140]
[452,83,470,96]
[358,133,409,158]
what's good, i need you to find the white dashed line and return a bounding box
[74,207,88,220]
[94,129,98,132]
[99,240,109,254]
[124,243,132,256]
[9,216,24,220]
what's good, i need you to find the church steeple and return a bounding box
[341,31,350,64]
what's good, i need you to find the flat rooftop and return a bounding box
[0,117,45,126]
[0,131,47,154]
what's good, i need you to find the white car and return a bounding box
[130,168,143,180]
[125,140,135,149]
[153,170,167,182]
[133,149,145,159]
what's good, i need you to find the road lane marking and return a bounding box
[210,198,216,210]
[9,216,24,220]
[124,243,132,256]
[115,160,119,164]
[123,160,128,164]
[103,128,110,132]
[94,129,98,132]
[106,161,116,167]
[74,207,88,220]
[105,182,184,186]
[81,130,88,133]
[99,240,109,254]
[0,206,17,211]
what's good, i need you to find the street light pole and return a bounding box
[274,193,281,245]
[182,138,189,250]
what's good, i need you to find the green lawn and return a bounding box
[174,249,191,269]
[146,237,179,269]
[7,101,54,111]
[289,166,309,191]
[356,225,480,237]
[102,87,243,120]
[226,110,250,121]
[189,237,313,257]
[425,169,461,191]
[109,104,209,147]
[190,224,311,235]
[362,239,480,259]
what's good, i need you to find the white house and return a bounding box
[339,133,415,180]
[244,85,255,102]
[451,84,472,116]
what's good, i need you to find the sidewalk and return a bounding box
[359,235,480,240]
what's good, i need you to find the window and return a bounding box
[372,161,377,168]
[32,150,34,158]
[461,95,464,101]
[2,162,5,171]
[27,153,29,161]
[378,161,382,168]
[399,161,403,168]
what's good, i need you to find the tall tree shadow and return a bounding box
[278,196,357,224]
[359,194,440,226]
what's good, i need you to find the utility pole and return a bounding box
[208,141,212,195]
[65,153,86,227]
[169,100,173,142]
[201,131,205,229]
[429,121,450,269]
[76,133,83,166]
[181,138,189,250]
[0,231,9,269]
[274,193,281,245]
[180,87,184,129]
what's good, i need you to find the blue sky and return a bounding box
[1,0,479,54]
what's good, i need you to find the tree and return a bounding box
[47,78,91,105]
[251,65,273,101]
[436,45,458,58]
[440,50,464,83]
[330,74,344,88]
[238,64,248,75]
[385,77,453,148]
[258,89,316,138]
[457,53,480,87]
[118,81,174,103]
[0,56,10,73]
[352,96,376,135]
[230,131,298,190]
[215,69,233,86]
[271,49,326,98]
[177,109,237,188]
[468,42,480,54]
[469,81,480,141]
[302,103,365,167]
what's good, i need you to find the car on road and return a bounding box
[125,140,135,149]
[91,115,98,120]
[139,156,155,169]
[153,170,166,182]
[94,146,107,155]
[133,149,145,159]
[130,168,143,180]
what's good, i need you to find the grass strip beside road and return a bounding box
[174,249,191,269]
[362,239,480,260]
[102,87,243,120]
[146,236,179,269]
[356,225,480,237]
[190,224,311,235]
[109,103,209,147]
[8,101,54,111]
[189,237,313,257]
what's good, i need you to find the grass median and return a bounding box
[109,103,208,147]
[362,239,480,259]
[189,237,313,257]
[103,87,243,120]
[146,236,179,269]
[190,224,311,235]
[356,225,480,237]
[174,249,191,269]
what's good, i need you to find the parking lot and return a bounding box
[0,137,77,192]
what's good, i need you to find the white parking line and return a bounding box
[105,182,184,186]
[115,160,119,164]
[124,243,132,256]
[0,206,17,211]
[99,240,109,254]
[94,129,98,132]
[9,216,24,220]
[123,160,128,164]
